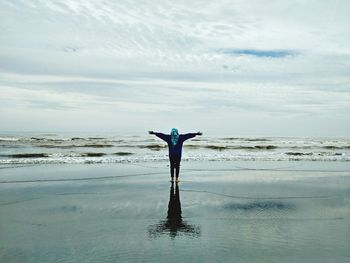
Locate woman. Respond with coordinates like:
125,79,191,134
149,128,202,182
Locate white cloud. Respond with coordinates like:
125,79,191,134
0,0,349,135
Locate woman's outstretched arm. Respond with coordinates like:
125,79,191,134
182,132,202,141
148,131,169,142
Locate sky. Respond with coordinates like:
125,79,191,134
0,0,349,137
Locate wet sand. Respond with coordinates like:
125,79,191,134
0,161,349,262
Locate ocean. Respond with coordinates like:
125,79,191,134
0,133,349,166
1,133,350,262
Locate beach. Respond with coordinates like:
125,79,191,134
2,0,350,261
1,160,349,262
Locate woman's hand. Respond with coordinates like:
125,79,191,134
197,131,203,136
148,131,155,135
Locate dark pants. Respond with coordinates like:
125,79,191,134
169,155,181,179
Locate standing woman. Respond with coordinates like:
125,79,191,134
149,129,202,182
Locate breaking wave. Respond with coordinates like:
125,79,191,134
7,153,49,158
0,135,349,164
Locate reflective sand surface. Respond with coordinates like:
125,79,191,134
1,161,349,262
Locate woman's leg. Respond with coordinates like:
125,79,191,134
170,156,175,180
175,156,181,180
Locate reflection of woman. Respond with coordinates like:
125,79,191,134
148,182,200,239
167,182,182,227
149,128,202,182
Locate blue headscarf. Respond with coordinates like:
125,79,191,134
170,128,179,146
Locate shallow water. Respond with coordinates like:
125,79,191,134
0,162,349,262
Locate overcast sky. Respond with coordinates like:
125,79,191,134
0,0,349,136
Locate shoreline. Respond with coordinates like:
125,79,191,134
1,160,350,184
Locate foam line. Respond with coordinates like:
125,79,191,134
183,167,350,173
180,189,339,200
0,171,168,184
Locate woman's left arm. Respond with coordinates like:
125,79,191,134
182,132,202,141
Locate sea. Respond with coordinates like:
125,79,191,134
1,133,349,165
1,133,350,262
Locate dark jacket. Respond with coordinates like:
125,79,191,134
154,132,197,158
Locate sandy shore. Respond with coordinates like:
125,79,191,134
1,161,349,262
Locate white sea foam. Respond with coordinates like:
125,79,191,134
0,137,20,141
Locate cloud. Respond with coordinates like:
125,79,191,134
0,0,349,135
